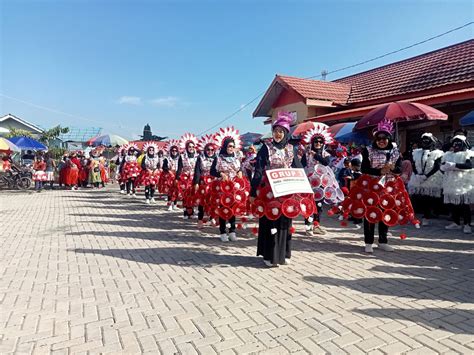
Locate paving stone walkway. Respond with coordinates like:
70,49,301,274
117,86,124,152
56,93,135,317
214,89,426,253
1,187,473,354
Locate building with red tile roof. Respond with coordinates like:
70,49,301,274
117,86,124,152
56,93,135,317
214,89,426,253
254,39,474,149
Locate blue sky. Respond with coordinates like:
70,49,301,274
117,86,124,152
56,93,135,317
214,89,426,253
1,0,473,140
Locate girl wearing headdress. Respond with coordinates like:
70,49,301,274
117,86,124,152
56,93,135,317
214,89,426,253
161,140,181,211
441,134,474,233
116,146,127,194
300,122,335,236
360,119,402,253
176,134,199,218
141,142,160,204
408,133,444,226
120,143,140,197
193,134,218,228
210,127,244,242
250,112,303,267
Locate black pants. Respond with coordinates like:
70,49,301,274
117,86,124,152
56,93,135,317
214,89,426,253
145,186,155,199
120,183,125,191
257,215,292,264
94,182,99,188
452,204,471,225
198,205,205,220
418,195,440,219
304,205,322,225
219,216,235,234
126,179,135,194
364,219,388,244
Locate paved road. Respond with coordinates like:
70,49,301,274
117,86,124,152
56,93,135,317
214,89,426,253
1,187,473,354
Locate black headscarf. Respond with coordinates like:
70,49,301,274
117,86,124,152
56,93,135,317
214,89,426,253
220,138,235,157
272,126,289,150
146,147,155,158
185,142,195,158
310,136,325,154
170,146,179,159
204,144,216,159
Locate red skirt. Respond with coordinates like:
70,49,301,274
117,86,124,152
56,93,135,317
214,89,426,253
64,167,79,186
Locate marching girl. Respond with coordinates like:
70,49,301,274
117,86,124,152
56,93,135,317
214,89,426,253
176,134,199,218
193,134,218,228
361,120,401,253
242,145,257,180
120,144,140,197
140,142,160,204
210,127,243,242
408,133,444,226
116,146,127,194
78,153,89,188
44,153,56,189
301,123,334,236
441,135,474,234
250,112,303,267
32,156,47,192
64,153,80,190
89,159,102,188
161,140,181,211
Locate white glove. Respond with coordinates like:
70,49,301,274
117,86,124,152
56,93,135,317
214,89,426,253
440,162,456,172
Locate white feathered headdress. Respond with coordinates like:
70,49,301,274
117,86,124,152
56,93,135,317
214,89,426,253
197,134,217,152
179,133,199,151
165,139,181,153
214,126,242,150
302,122,334,145
122,142,139,152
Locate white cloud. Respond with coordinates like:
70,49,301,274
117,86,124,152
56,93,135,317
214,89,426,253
150,96,180,107
117,96,142,105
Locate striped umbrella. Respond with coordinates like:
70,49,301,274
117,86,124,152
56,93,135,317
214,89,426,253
87,134,128,147
0,137,21,152
329,122,371,144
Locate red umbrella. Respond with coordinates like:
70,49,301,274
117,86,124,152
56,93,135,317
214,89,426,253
292,121,327,136
355,101,448,130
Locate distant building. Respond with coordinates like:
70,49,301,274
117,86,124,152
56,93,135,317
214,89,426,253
0,114,44,137
56,127,102,150
254,39,474,151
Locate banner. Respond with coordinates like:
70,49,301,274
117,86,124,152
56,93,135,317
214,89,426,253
265,168,313,198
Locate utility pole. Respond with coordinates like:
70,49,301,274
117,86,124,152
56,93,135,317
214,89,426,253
321,70,328,81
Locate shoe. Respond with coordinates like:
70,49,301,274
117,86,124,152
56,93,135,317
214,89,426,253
228,232,237,241
463,225,472,234
132,193,137,198
167,205,173,211
220,234,229,242
354,224,362,230
284,258,291,265
422,218,430,226
445,223,462,230
365,244,374,253
313,225,327,235
305,229,314,237
120,190,125,194
145,199,150,204
378,243,394,252
172,204,179,211
263,260,278,267
150,198,156,204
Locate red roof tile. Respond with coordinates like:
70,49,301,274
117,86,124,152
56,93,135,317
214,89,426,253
277,75,351,105
335,39,474,104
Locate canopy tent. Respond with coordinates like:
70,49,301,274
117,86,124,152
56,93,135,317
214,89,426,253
8,136,47,151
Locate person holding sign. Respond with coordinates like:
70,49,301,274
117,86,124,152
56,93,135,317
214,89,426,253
250,111,303,267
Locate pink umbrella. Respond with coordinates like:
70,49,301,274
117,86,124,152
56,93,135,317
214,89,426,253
355,101,448,130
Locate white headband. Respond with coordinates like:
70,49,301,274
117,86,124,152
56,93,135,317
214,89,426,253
452,135,467,142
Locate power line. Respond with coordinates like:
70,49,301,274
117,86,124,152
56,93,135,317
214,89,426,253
199,21,473,134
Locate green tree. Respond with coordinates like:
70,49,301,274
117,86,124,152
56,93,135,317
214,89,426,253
39,125,70,146
5,127,33,138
